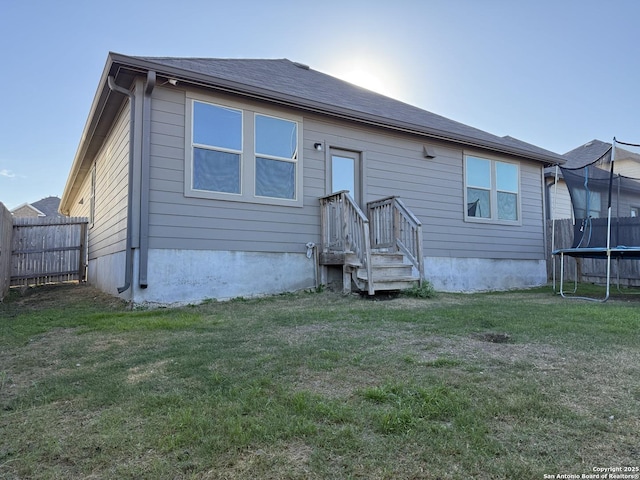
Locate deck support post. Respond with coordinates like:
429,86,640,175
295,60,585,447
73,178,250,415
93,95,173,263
342,265,352,294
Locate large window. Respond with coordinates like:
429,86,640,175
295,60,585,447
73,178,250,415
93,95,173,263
192,102,242,194
465,155,520,222
186,97,302,206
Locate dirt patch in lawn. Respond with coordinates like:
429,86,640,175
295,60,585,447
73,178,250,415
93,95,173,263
127,359,172,385
3,283,127,313
206,441,314,479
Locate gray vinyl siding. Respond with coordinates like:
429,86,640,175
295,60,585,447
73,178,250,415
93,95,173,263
147,86,324,254
307,117,545,260
86,103,130,259
68,171,91,219
147,86,545,260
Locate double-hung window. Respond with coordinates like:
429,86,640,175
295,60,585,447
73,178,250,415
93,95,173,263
186,97,302,206
465,155,520,222
192,102,242,194
255,114,298,199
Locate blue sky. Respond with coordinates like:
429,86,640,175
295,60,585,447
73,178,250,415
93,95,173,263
1,0,639,209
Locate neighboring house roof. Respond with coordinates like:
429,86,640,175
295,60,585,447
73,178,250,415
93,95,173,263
31,196,63,217
546,139,640,180
61,52,565,213
10,203,46,217
562,139,613,169
11,196,62,217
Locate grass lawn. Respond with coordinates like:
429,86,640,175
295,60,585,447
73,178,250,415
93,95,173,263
0,283,638,479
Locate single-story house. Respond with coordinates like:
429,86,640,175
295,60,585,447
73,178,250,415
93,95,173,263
11,196,63,218
60,52,564,305
546,139,640,220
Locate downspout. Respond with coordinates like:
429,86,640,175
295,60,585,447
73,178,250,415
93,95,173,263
107,76,135,294
139,71,156,288
552,165,559,291
541,166,548,274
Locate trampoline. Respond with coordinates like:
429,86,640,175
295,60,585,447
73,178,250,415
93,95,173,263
552,138,640,301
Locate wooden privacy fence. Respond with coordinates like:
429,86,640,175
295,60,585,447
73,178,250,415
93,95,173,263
10,216,88,287
0,203,13,301
547,218,640,286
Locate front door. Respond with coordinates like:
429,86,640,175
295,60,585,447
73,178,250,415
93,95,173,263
330,149,361,205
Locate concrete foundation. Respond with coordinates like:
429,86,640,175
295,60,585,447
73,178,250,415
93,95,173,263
424,257,547,292
129,249,316,306
86,250,546,305
87,250,132,301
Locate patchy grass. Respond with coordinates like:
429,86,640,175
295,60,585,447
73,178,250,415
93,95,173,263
0,283,639,479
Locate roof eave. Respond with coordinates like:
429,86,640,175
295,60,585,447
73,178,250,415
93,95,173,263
60,53,139,215
110,54,565,166
61,53,564,214
61,54,114,214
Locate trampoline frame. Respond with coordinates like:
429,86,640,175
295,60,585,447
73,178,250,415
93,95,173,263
551,137,640,302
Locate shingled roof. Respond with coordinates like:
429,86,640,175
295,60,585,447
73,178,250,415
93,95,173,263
11,196,62,217
129,54,564,165
31,196,62,217
562,139,613,169
62,53,565,213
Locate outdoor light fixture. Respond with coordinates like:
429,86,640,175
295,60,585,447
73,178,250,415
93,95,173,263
423,145,436,158
314,142,323,151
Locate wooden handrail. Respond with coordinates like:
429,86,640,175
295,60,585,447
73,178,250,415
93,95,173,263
320,191,374,294
320,193,424,293
367,195,398,209
394,198,422,227
367,196,425,285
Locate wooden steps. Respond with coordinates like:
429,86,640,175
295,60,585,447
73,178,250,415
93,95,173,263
319,192,425,296
349,252,419,293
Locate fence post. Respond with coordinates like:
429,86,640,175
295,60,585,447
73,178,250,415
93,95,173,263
0,202,13,301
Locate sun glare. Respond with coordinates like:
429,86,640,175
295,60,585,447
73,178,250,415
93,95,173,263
324,56,404,101
343,68,387,95
327,54,403,100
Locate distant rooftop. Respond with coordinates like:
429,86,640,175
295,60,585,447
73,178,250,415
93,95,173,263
562,140,613,169
11,196,62,217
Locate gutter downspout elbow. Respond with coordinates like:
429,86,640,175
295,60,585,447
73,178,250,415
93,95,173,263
107,75,135,295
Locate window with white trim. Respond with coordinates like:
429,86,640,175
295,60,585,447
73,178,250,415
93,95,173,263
186,97,302,206
465,155,520,222
254,114,298,199
192,101,242,194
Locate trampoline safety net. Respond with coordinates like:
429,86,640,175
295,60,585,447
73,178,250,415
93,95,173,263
561,140,640,251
